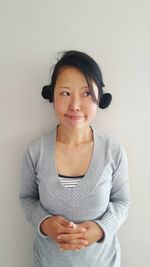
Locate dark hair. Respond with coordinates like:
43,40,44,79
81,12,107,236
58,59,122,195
41,50,112,109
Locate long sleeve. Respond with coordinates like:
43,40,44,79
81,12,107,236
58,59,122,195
19,140,52,238
94,143,130,243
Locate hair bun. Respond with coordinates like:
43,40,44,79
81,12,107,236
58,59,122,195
99,93,112,109
41,85,51,99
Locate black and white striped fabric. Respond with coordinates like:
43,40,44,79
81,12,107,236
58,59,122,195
58,174,84,188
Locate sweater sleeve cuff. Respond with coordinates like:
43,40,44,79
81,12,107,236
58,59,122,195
38,215,52,238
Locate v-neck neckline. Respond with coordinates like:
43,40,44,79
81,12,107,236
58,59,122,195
43,125,106,205
53,125,96,191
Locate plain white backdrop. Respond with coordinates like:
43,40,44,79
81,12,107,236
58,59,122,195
0,0,150,266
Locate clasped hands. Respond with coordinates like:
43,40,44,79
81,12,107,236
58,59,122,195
40,216,104,251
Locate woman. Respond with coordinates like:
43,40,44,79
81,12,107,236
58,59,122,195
20,50,130,267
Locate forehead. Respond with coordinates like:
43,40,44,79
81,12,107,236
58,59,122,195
55,67,88,85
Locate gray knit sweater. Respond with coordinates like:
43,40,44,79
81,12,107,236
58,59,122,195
19,126,130,267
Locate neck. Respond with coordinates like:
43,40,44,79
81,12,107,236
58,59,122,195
56,124,93,146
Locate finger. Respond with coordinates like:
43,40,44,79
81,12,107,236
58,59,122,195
57,217,78,229
69,222,77,228
62,226,86,234
76,223,88,229
56,216,71,227
57,233,87,242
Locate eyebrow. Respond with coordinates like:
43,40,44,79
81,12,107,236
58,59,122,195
59,85,89,90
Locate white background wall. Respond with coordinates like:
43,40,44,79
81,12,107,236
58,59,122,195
0,0,150,266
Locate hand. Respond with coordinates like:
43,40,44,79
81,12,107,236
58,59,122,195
40,216,87,250
77,221,105,245
57,221,105,250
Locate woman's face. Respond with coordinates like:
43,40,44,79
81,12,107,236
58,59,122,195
53,67,99,130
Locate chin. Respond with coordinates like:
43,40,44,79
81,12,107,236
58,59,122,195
62,120,90,131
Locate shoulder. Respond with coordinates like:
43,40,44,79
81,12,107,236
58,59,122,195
24,128,54,161
94,128,123,151
94,129,128,170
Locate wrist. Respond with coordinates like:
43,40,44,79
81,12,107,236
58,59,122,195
40,218,49,235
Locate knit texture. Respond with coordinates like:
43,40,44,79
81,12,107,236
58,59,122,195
19,126,130,267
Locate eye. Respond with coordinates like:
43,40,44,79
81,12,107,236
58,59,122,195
60,91,70,96
83,91,91,97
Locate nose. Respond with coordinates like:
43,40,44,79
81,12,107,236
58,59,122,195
69,95,81,111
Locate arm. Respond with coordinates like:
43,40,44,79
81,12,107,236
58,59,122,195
93,143,130,243
19,142,51,238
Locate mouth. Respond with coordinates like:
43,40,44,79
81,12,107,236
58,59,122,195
66,115,84,120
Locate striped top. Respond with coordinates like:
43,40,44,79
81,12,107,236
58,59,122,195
58,174,85,188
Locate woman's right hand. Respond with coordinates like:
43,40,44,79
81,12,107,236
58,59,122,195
40,215,87,250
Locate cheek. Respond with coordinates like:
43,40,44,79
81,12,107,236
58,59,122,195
88,104,98,118
53,98,66,114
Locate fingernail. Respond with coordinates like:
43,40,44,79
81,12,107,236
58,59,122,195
70,223,77,229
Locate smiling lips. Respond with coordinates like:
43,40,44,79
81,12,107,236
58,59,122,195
66,114,84,120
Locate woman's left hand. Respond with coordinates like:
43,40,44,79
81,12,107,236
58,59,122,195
77,221,105,246
58,221,104,250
